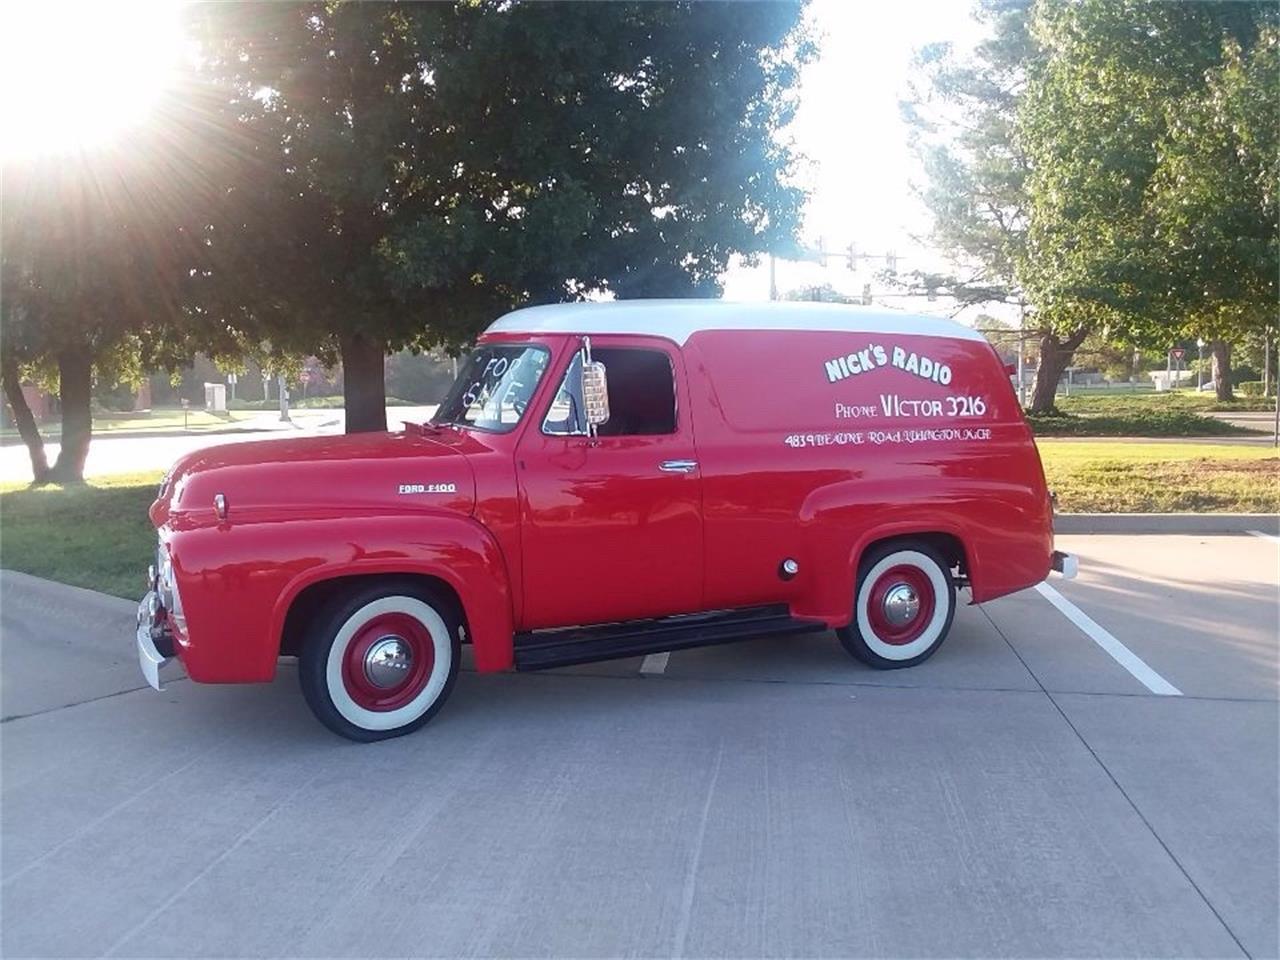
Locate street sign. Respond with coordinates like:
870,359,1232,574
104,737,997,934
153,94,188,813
1171,348,1185,361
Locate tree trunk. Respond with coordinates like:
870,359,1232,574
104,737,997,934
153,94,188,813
1,354,50,483
1210,339,1233,402
48,348,93,483
1027,328,1088,414
340,331,388,433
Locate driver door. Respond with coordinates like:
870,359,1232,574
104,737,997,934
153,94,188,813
515,337,704,630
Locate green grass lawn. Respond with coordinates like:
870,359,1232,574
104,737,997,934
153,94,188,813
1038,440,1279,513
93,407,254,433
0,472,162,599
1056,389,1274,415
1025,389,1275,437
1027,409,1256,437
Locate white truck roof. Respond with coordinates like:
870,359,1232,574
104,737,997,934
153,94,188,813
486,299,987,346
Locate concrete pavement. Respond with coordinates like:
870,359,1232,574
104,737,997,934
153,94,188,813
1,534,1276,957
1208,409,1279,439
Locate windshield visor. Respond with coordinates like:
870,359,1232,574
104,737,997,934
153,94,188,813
432,344,550,433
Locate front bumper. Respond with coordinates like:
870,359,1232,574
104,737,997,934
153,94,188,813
136,590,175,691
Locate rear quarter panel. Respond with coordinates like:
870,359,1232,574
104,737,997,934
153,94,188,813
684,328,1051,624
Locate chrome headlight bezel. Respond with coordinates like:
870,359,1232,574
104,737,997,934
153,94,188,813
156,539,186,633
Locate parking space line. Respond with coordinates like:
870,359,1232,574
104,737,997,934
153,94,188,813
1033,582,1182,696
640,651,670,675
1247,529,1279,544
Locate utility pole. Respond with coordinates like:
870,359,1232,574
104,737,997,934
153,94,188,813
1264,335,1271,399
277,374,291,423
1017,301,1027,407
766,241,907,303
1272,329,1278,448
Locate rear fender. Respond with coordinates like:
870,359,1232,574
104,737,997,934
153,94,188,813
793,480,973,625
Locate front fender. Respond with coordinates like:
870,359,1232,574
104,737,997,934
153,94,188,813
171,513,515,683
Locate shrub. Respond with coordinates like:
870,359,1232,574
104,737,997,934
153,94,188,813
1238,381,1265,397
1231,366,1260,386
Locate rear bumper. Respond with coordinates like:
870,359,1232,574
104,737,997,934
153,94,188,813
136,590,175,691
1051,550,1078,579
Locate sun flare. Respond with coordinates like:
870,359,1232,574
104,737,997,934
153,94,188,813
0,1,185,158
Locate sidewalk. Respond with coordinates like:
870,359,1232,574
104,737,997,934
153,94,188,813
1207,409,1279,440
0,408,339,447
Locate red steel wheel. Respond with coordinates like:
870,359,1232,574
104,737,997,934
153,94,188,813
864,564,937,646
340,612,436,713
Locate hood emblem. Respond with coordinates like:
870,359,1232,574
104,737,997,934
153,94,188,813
398,483,458,495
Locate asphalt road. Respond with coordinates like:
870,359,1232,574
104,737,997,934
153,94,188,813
2,533,1276,958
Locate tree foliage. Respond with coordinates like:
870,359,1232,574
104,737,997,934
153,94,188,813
902,0,1035,309
782,282,858,304
0,92,214,482
909,0,1279,409
901,0,1088,413
1019,0,1278,399
186,1,812,431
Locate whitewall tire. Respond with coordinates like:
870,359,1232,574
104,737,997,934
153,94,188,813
300,582,461,741
837,542,956,669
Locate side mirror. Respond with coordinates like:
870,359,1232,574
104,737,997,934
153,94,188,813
582,360,610,429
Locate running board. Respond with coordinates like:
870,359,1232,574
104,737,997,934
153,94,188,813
513,605,828,672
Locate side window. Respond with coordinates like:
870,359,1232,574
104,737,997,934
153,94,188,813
542,347,678,437
542,352,585,435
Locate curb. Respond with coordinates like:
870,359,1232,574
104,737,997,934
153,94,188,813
1055,513,1279,535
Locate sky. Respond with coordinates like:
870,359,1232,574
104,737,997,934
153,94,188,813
721,0,988,315
0,0,990,317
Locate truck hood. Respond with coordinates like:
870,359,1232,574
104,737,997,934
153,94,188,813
151,430,475,529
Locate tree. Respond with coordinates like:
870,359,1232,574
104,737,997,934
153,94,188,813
975,314,1038,367
1019,0,1277,402
902,0,1086,412
782,283,857,303
188,1,812,432
1148,24,1279,399
0,103,207,483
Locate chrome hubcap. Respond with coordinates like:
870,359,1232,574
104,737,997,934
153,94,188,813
363,636,414,688
882,583,920,627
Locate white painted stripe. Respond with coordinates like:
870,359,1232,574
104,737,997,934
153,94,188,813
639,651,670,675
1247,529,1280,544
1034,582,1182,696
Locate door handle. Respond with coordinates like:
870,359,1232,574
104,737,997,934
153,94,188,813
659,459,698,474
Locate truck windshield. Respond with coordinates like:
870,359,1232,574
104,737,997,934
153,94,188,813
432,344,550,433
